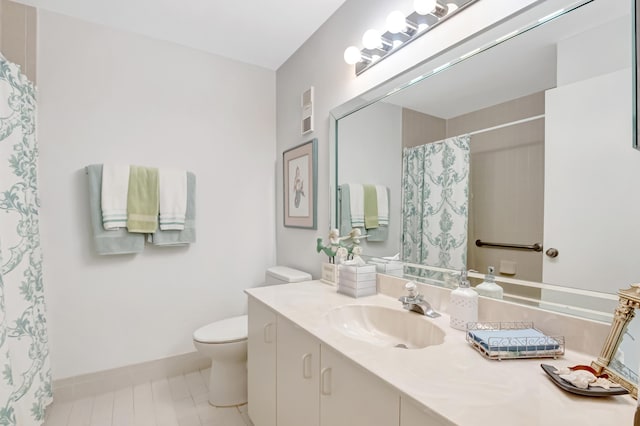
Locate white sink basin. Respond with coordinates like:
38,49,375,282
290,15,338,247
326,305,445,349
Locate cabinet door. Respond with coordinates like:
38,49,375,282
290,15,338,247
400,396,453,426
320,345,399,426
277,316,320,426
248,297,277,426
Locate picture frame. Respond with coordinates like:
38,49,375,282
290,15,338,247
283,138,317,229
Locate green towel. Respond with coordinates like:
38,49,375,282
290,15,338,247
127,166,159,233
363,184,379,229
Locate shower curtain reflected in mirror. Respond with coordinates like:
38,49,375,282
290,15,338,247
0,54,51,425
401,135,470,280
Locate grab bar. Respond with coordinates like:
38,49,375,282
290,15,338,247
475,239,542,252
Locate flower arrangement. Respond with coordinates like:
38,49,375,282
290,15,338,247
316,228,365,264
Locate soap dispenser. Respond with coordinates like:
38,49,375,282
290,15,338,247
475,266,503,299
449,269,478,331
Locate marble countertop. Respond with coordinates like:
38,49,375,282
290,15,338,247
245,280,636,426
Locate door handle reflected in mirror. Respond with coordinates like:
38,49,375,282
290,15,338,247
545,248,559,258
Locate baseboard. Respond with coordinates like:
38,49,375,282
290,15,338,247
52,351,210,402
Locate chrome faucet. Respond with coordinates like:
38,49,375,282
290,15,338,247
398,282,440,318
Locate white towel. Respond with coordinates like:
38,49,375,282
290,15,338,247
101,164,130,230
159,168,187,230
349,183,364,228
376,185,389,225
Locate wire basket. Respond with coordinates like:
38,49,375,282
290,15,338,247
466,321,565,361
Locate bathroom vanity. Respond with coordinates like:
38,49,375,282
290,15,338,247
245,280,635,426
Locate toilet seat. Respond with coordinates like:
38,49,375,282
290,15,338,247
193,315,247,344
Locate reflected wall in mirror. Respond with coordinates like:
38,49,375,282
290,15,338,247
333,0,639,299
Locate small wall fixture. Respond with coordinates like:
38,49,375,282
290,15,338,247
344,0,478,75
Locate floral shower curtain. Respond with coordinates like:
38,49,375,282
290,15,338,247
0,55,51,424
401,135,470,278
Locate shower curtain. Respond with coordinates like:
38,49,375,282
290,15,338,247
0,55,51,424
401,135,470,278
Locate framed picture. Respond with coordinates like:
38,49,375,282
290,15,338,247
283,138,317,229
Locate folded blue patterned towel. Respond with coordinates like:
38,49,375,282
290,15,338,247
468,328,560,352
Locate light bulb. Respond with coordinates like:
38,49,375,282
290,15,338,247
386,10,407,34
393,40,403,49
414,0,437,15
362,29,382,49
343,46,361,65
446,3,459,13
417,23,429,32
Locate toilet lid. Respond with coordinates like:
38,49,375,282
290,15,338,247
266,266,312,283
193,315,248,343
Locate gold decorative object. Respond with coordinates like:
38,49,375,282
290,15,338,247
591,284,640,399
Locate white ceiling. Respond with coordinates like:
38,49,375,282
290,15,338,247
14,0,348,70
382,0,630,119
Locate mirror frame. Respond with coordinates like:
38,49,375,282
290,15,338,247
592,284,640,399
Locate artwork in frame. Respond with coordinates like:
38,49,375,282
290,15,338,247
283,138,317,229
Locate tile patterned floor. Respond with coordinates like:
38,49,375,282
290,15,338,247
45,368,254,426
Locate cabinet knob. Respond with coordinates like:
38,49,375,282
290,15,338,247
545,248,559,258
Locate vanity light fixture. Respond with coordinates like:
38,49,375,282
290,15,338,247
414,0,437,15
343,0,478,75
387,10,409,34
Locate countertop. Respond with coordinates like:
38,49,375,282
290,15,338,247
245,281,636,426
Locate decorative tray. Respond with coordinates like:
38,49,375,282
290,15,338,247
466,322,564,360
540,364,628,397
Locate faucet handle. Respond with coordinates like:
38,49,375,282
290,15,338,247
405,281,418,298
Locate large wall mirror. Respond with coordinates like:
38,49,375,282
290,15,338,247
331,0,640,393
331,0,638,319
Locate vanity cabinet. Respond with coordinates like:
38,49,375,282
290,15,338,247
248,297,401,426
276,316,320,426
320,344,399,426
248,298,277,426
400,396,452,426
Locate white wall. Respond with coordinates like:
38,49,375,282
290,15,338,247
557,16,631,86
37,11,276,379
274,0,546,276
337,101,402,258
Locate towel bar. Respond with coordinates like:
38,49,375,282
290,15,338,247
475,239,542,252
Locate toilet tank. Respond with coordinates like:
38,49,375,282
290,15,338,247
265,266,312,285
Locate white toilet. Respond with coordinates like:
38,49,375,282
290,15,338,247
193,266,312,406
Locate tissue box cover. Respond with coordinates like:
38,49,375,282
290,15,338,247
339,264,377,281
370,261,404,276
338,278,376,289
337,284,376,298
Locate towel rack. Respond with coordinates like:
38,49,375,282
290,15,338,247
475,239,542,252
